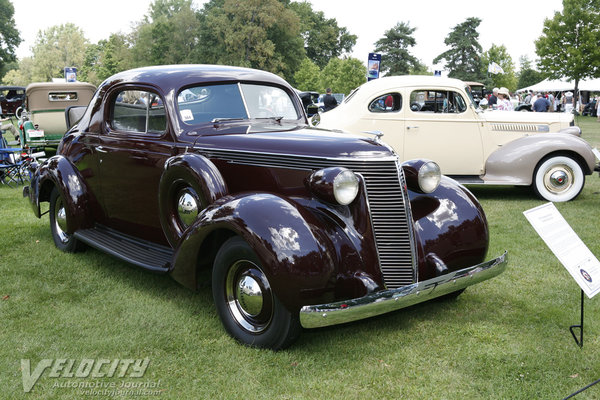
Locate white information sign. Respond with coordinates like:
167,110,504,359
524,202,600,298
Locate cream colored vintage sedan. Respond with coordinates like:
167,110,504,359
315,75,599,202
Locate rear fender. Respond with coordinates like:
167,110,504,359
27,155,93,233
484,133,596,185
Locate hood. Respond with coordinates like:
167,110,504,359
189,122,395,160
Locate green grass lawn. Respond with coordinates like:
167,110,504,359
2,116,600,399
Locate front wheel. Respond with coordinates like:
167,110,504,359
533,155,584,202
212,236,300,350
49,187,83,252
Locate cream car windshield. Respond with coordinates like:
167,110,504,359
177,83,299,124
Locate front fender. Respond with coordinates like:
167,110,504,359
484,133,596,185
26,155,93,233
170,193,339,312
408,176,489,282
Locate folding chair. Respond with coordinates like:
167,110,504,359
0,130,26,188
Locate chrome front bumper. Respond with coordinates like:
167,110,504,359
299,251,508,329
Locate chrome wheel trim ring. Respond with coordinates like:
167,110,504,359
54,197,69,244
543,164,573,194
225,261,273,333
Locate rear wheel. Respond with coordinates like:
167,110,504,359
49,187,83,252
533,155,584,202
212,236,300,350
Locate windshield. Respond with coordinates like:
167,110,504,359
464,85,477,108
177,83,300,124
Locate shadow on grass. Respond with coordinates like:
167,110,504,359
466,184,535,202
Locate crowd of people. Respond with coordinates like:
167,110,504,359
485,87,600,120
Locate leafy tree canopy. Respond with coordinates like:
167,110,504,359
374,22,423,76
0,0,22,80
433,17,484,81
288,1,357,68
535,0,600,89
481,44,517,91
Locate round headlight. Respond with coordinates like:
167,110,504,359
334,169,360,205
418,161,441,193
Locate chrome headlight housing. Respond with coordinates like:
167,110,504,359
306,167,360,205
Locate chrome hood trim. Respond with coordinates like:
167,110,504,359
300,251,507,329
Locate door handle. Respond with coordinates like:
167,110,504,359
96,146,108,153
406,126,419,130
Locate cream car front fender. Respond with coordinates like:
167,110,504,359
483,133,596,185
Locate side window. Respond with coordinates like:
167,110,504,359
368,93,402,113
111,90,166,134
410,90,467,113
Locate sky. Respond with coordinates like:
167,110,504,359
12,0,565,71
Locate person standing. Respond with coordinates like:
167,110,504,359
496,88,513,111
488,88,499,109
322,88,338,112
533,93,550,112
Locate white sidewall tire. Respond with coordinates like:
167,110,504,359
533,156,584,202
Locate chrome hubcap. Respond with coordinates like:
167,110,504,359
544,165,573,194
226,261,273,333
54,197,69,244
177,188,199,228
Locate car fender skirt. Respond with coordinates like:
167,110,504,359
170,193,338,311
300,251,507,329
30,155,93,232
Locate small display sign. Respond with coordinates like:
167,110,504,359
64,67,77,82
367,53,381,81
524,202,600,298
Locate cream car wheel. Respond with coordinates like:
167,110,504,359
533,156,584,202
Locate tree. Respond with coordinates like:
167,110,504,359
433,17,484,81
288,1,356,68
517,55,544,90
321,57,366,95
79,33,133,85
374,22,421,76
30,24,89,81
0,0,22,81
294,57,322,92
535,0,600,104
481,44,517,91
200,0,305,81
130,0,202,66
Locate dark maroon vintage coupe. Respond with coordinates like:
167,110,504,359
24,65,507,349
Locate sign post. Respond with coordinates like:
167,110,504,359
524,202,600,347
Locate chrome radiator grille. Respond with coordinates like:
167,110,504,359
199,149,417,288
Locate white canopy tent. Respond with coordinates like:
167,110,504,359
518,78,600,93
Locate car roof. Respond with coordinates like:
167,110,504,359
360,75,468,92
101,64,291,93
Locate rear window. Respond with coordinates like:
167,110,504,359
49,92,78,102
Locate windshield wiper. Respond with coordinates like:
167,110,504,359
255,116,284,122
211,117,247,123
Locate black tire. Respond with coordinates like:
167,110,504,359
49,187,83,252
212,236,301,350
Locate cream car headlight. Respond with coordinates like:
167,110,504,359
417,161,441,193
306,167,360,205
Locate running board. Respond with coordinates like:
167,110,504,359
447,175,485,184
74,226,173,273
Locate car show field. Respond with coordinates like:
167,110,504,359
1,116,599,399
